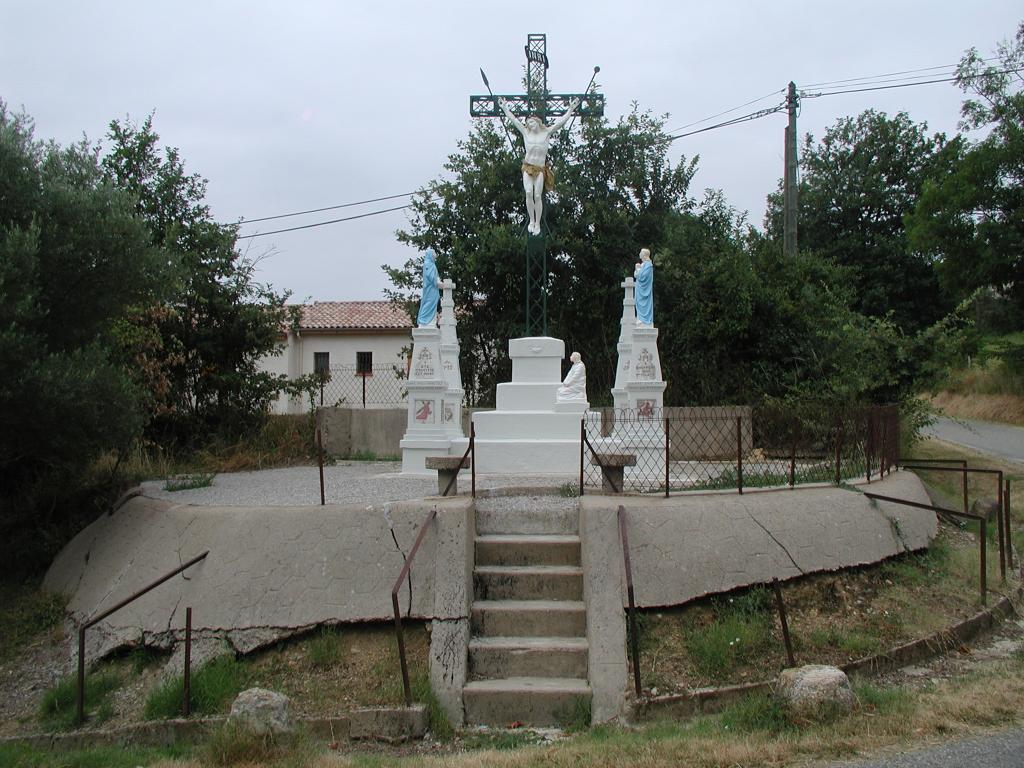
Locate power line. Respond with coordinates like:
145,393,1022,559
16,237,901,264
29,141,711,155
240,191,416,224
236,204,413,239
666,88,785,134
803,66,1023,99
801,55,1002,89
668,103,786,141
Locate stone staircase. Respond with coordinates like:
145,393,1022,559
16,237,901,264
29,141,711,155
463,498,592,726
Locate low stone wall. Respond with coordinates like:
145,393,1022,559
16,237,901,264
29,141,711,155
318,407,407,458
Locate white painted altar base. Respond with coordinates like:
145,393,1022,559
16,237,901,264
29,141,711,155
451,336,586,474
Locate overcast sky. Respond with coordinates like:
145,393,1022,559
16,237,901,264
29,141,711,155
2,2,1019,303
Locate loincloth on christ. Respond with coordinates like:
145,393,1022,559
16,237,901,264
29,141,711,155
522,162,555,191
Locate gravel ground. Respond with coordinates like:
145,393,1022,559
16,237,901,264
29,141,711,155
142,461,579,506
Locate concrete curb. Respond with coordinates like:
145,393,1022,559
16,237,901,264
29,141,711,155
632,592,1019,721
0,706,427,751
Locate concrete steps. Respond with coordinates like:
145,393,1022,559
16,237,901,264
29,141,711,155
469,636,589,679
473,565,583,601
475,534,581,566
463,677,591,727
471,599,587,638
463,499,591,727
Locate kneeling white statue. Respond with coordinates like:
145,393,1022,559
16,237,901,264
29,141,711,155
557,352,587,402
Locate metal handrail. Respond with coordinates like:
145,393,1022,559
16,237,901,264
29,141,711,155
863,492,988,604
901,464,1006,579
617,506,642,697
390,507,438,707
76,550,209,723
440,425,475,498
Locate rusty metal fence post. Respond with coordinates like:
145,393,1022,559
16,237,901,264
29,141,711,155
789,420,797,488
736,416,743,495
1006,478,1013,572
317,426,325,506
618,506,642,698
579,419,585,497
391,507,438,707
834,416,843,485
772,579,795,667
664,417,670,499
183,607,192,716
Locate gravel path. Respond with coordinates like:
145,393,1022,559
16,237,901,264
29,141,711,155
142,461,578,506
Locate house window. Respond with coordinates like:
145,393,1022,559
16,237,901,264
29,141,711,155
356,351,372,376
314,352,330,379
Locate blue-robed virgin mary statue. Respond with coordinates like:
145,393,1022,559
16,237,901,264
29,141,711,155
634,248,654,325
416,248,442,326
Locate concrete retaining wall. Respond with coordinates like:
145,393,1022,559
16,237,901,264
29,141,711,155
44,495,472,661
581,470,936,608
318,407,406,458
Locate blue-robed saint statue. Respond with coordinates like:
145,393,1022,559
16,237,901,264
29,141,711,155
634,248,654,325
416,248,442,326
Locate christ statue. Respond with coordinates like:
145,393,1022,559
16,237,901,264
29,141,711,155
498,97,581,235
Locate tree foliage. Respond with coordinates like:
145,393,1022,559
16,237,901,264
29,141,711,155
101,116,294,442
766,110,953,332
386,104,912,408
907,22,1024,322
0,105,163,565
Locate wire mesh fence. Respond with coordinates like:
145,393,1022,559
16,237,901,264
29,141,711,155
317,364,408,408
582,403,899,495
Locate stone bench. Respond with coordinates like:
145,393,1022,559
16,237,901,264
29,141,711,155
590,453,637,494
425,456,471,496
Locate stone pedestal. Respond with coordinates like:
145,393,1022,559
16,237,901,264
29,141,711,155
438,280,465,440
401,326,451,474
452,337,587,474
603,278,668,489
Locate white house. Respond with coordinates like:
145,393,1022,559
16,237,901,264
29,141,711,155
261,301,412,414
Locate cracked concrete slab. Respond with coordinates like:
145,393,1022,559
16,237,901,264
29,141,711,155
44,495,472,662
582,471,937,608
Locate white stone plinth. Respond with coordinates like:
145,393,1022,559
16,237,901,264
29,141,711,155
458,336,587,475
401,326,451,474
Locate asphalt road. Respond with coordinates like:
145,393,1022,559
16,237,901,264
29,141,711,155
923,416,1024,465
827,727,1024,767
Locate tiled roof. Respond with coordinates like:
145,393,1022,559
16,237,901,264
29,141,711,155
297,301,412,331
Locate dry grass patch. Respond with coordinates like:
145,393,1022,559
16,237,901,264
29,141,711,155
241,623,430,717
929,392,1024,426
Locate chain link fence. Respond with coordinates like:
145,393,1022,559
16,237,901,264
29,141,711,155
317,364,408,408
582,403,899,495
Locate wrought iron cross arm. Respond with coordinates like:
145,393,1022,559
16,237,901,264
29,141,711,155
469,93,606,119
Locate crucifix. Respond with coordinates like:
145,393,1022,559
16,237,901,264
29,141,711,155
471,33,604,336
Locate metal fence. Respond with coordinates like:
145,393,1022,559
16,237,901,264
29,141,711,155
318,364,407,408
582,403,899,495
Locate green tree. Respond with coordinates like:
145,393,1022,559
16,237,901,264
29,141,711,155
0,105,162,568
386,106,696,405
907,22,1024,322
767,110,953,332
101,116,293,442
387,104,910,408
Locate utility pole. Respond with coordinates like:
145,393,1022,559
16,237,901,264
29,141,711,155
783,81,799,258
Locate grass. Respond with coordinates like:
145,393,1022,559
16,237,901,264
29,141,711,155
201,722,314,767
0,581,65,663
0,743,190,767
163,472,216,492
144,655,249,719
308,625,344,669
38,671,121,730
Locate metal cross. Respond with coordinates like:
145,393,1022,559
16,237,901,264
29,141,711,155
471,33,604,123
471,34,604,337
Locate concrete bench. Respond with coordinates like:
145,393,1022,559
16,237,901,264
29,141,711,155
425,456,471,496
590,453,637,493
